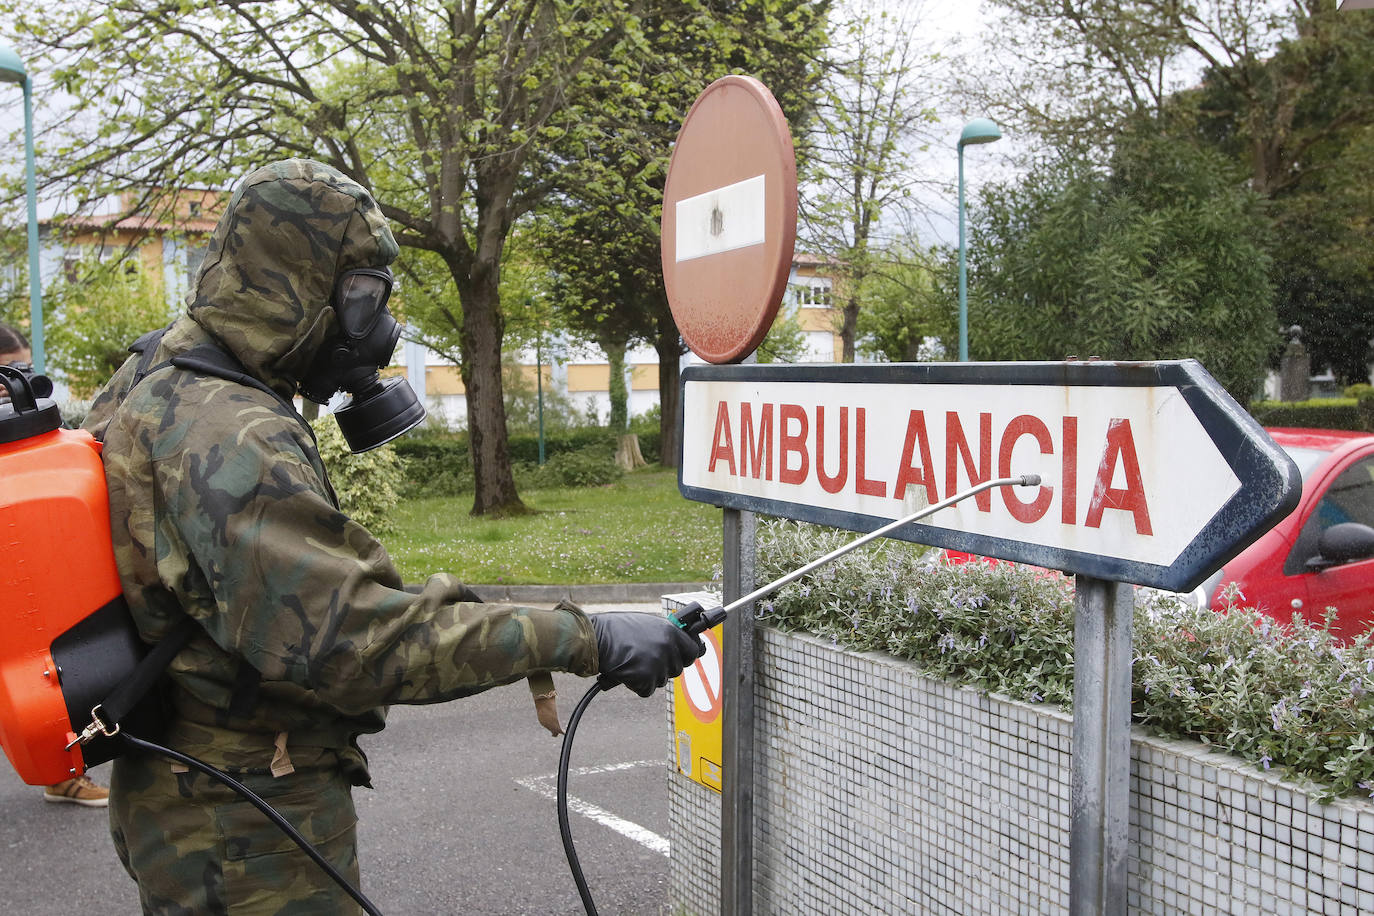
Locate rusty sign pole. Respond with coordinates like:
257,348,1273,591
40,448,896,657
1070,576,1134,916
720,507,756,916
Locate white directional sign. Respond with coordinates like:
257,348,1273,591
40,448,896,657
678,360,1301,592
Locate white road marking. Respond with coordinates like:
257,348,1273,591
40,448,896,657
515,759,670,857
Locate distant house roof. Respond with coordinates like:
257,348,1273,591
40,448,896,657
55,212,220,234
43,188,224,237
793,252,841,269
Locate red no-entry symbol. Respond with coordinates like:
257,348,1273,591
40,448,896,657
661,75,797,364
679,628,723,723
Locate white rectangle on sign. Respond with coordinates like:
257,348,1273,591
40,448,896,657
675,175,766,263
681,379,1242,569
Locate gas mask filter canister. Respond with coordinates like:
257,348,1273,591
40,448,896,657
300,267,426,453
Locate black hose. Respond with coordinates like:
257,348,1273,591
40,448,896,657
557,681,607,916
118,732,384,916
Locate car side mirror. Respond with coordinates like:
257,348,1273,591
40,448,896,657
1306,522,1374,572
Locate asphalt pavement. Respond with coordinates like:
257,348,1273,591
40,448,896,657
0,598,700,916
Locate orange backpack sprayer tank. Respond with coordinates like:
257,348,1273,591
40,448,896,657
0,365,159,785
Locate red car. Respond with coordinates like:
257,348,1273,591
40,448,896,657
1192,428,1374,639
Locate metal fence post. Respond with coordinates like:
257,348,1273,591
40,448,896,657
721,507,756,916
1070,575,1133,916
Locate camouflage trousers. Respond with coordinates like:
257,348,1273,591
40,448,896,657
109,751,363,915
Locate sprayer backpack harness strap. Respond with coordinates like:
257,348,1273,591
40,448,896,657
67,324,325,763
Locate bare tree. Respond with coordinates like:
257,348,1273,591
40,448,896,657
971,0,1303,162
799,0,946,362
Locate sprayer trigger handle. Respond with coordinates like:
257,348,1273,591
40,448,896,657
669,601,727,636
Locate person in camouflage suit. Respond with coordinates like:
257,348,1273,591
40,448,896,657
82,159,703,915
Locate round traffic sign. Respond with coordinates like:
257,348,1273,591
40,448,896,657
661,75,798,364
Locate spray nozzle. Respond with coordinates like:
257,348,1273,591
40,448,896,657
668,601,728,636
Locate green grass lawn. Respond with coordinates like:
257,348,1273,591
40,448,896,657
385,467,723,585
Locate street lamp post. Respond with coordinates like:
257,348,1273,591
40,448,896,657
0,44,42,373
957,118,1001,362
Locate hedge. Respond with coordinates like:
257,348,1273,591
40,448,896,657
1247,398,1365,431
754,520,1374,800
393,426,664,496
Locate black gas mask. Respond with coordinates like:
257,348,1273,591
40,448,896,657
300,266,425,453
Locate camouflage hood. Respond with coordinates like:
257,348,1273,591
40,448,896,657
188,159,400,397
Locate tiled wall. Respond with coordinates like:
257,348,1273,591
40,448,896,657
666,625,1374,915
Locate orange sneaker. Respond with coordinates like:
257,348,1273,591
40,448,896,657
43,775,109,807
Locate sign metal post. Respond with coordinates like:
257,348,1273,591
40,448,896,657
1070,576,1134,916
661,75,795,916
720,507,756,916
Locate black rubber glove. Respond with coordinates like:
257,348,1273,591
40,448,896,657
591,612,707,698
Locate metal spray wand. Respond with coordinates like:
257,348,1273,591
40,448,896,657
671,474,1043,635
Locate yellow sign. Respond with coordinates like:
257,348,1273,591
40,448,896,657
672,626,723,792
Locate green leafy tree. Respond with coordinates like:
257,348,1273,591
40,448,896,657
976,1,1374,385
501,359,581,435
0,229,32,332
1180,7,1374,383
45,254,174,398
855,242,950,362
974,0,1299,156
968,126,1275,401
536,0,830,466
541,212,649,437
540,205,678,455
3,0,703,517
755,300,807,364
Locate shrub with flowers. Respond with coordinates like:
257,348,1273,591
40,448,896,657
754,519,1374,801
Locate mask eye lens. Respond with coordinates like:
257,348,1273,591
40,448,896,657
334,269,393,338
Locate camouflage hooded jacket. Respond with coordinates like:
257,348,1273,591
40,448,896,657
83,160,598,778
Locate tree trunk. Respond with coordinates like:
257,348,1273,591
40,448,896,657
654,326,684,469
603,332,628,432
615,433,647,471
840,296,859,363
458,272,526,517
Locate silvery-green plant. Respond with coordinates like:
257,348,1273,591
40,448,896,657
754,519,1374,801
311,417,405,534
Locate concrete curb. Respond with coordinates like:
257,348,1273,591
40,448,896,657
468,582,713,605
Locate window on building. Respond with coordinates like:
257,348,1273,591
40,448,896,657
62,252,85,284
789,280,833,308
185,244,207,281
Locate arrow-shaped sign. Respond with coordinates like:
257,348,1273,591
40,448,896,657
678,360,1301,592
